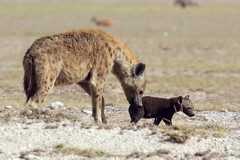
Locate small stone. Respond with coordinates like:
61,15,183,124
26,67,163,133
48,101,65,110
220,109,228,112
25,154,40,160
81,109,92,115
0,105,13,109
5,106,13,109
204,116,210,121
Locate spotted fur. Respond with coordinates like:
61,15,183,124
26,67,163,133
23,29,146,124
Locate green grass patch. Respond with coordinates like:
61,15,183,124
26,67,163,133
55,144,115,158
202,123,227,132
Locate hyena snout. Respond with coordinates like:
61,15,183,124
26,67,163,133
181,95,195,117
183,106,195,117
129,105,144,123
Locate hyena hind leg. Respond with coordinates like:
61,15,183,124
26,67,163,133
29,88,49,108
28,73,57,111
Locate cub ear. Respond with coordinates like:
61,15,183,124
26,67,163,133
177,96,183,105
133,63,145,77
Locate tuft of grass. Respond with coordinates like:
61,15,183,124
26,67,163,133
126,149,170,159
54,144,113,158
202,123,227,132
166,132,189,144
2,112,12,123
195,150,211,157
161,123,227,143
162,125,193,143
202,123,227,137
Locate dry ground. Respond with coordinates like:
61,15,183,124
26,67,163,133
0,0,240,159
0,105,240,159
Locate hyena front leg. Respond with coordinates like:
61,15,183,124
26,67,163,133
78,82,107,124
90,84,104,125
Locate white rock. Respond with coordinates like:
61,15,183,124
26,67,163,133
24,154,40,160
48,101,65,110
0,105,13,109
5,105,13,109
81,109,92,115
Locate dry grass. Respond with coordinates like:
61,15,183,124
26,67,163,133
54,144,113,158
126,149,170,159
0,0,240,112
160,123,227,143
55,143,170,159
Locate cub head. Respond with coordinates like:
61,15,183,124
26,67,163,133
175,95,195,117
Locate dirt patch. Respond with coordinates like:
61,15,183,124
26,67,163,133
0,105,239,159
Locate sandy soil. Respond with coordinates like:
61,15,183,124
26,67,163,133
0,104,239,160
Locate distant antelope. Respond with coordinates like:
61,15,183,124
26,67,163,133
91,17,113,27
174,0,198,8
23,29,146,125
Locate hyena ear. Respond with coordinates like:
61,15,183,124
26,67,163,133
185,95,189,99
133,63,145,77
177,96,183,105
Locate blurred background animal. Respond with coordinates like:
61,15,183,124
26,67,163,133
174,0,198,8
91,17,113,27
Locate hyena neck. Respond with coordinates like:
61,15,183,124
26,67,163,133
112,50,137,86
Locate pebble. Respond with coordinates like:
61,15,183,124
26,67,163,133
81,109,92,115
48,101,65,110
0,105,13,109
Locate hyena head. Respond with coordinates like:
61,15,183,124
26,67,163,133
122,63,146,108
175,95,195,117
129,104,144,123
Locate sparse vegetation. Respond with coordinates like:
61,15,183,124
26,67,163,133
160,123,227,143
0,0,240,111
126,149,170,159
54,144,114,158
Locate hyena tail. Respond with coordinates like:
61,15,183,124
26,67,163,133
23,51,37,103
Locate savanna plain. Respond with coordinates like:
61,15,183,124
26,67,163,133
0,0,240,159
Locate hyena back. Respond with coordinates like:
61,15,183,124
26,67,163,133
23,29,146,124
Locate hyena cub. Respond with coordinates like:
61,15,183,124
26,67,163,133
129,95,195,125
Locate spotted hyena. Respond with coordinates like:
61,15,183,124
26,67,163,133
129,95,195,125
23,29,146,124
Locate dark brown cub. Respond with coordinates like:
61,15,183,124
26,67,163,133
129,95,195,125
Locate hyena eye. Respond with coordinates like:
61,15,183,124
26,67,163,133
139,90,144,95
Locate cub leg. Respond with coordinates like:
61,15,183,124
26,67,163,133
153,116,163,126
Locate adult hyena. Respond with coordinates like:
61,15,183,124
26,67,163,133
23,29,146,124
